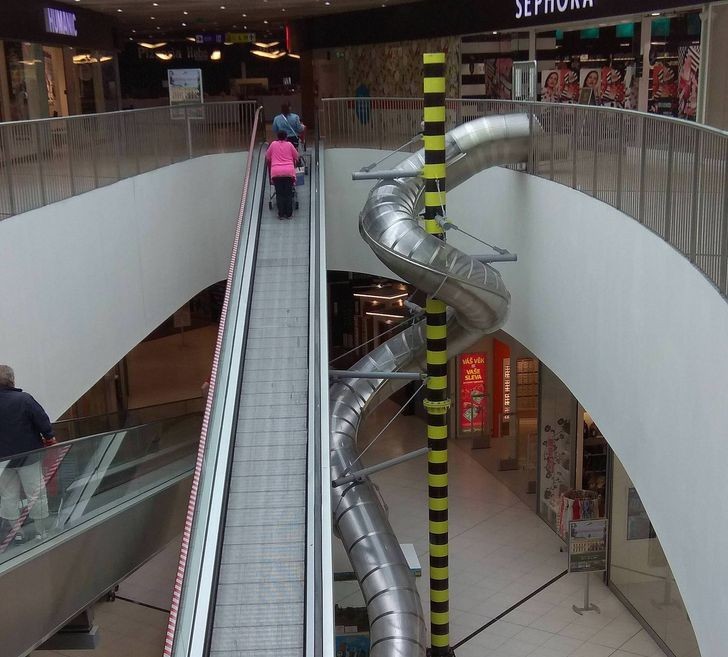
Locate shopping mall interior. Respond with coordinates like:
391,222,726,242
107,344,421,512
1,1,727,657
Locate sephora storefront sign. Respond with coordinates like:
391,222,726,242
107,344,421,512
515,0,595,20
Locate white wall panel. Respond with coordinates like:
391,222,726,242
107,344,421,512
0,152,246,419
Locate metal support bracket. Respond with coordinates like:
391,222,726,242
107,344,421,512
352,169,421,181
473,253,519,263
423,398,451,413
332,447,430,487
329,369,426,381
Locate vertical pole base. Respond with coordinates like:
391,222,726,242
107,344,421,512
427,648,456,657
572,602,600,615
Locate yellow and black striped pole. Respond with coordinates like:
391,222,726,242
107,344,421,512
423,52,452,657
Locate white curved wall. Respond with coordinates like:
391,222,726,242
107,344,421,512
326,148,728,657
0,153,246,420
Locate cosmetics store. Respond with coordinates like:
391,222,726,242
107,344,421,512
450,331,699,657
0,0,119,122
461,0,708,120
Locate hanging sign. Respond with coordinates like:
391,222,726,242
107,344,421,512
44,8,78,37
459,353,487,432
568,519,608,573
168,68,204,119
225,32,256,44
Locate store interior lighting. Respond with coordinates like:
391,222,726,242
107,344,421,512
155,52,174,61
138,41,167,49
366,312,405,320
353,291,408,300
210,50,222,60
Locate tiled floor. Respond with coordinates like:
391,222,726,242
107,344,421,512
334,399,670,657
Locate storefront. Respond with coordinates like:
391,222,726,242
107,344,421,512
461,3,706,120
0,0,118,122
449,335,700,657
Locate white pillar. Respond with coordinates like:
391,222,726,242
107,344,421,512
638,16,652,113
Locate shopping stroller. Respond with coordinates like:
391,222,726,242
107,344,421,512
268,154,305,213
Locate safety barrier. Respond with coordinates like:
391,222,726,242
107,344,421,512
0,101,257,219
321,98,728,298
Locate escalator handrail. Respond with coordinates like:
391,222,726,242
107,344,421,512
164,106,267,657
305,134,335,656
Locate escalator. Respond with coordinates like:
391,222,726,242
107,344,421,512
0,412,201,657
164,115,332,657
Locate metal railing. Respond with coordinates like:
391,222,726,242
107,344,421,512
321,97,728,297
0,101,258,220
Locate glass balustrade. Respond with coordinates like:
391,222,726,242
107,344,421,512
0,412,201,564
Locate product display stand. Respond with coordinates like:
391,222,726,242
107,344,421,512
572,573,600,615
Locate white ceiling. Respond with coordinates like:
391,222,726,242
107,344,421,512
57,0,422,36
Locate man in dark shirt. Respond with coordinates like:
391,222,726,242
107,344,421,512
0,365,56,540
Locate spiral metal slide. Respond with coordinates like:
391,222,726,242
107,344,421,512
329,114,532,657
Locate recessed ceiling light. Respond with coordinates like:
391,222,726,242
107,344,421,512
150,16,156,20
183,10,188,15
220,5,226,8
264,19,268,24
117,8,123,12
242,13,247,17
281,7,286,11
152,2,158,5
651,12,660,16
156,26,160,29
182,22,186,26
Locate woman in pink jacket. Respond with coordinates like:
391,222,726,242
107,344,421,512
266,131,299,219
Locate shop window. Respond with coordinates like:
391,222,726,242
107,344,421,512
609,455,700,657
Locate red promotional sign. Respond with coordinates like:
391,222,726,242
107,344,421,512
459,352,487,432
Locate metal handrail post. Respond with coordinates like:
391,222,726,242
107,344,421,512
616,111,625,211
664,122,676,244
689,130,703,263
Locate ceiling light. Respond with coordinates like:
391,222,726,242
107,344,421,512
186,37,196,42
220,5,226,8
182,22,187,26
254,41,280,48
263,20,269,24
281,7,286,11
325,1,331,5
117,8,123,12
155,52,173,61
183,10,188,15
210,50,222,60
153,2,158,5
251,49,285,59
150,16,156,20
138,41,167,49
288,53,300,59
242,13,247,17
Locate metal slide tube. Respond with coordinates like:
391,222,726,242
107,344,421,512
330,113,531,657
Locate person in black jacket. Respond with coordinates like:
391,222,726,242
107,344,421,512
0,365,56,541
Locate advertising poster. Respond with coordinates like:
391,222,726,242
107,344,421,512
168,68,204,119
541,69,560,103
558,64,580,104
568,518,608,573
579,67,602,104
626,487,656,540
459,352,487,433
600,64,635,109
678,45,700,121
649,57,679,116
